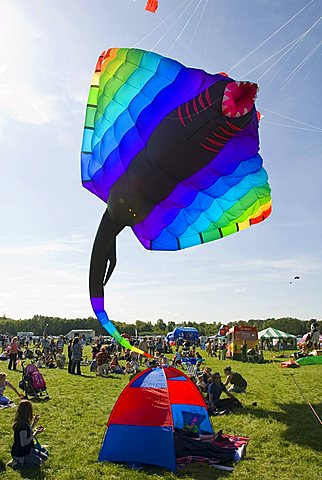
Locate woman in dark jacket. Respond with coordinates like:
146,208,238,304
71,337,82,375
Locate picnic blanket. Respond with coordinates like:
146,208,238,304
177,433,249,467
0,401,16,409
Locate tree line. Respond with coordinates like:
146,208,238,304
0,314,319,337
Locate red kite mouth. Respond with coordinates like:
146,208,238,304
222,81,258,118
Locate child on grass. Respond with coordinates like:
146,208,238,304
0,372,24,406
8,399,48,469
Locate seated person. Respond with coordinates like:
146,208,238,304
123,361,134,374
56,348,66,369
159,355,169,367
23,348,34,360
172,348,182,367
196,373,208,395
44,354,56,369
96,347,110,376
208,372,242,412
130,359,140,373
202,366,212,386
109,355,124,374
174,428,246,463
0,372,24,405
223,366,247,393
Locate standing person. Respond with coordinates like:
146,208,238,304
241,340,248,363
71,337,82,375
206,340,212,357
57,336,64,352
67,339,73,374
156,338,163,356
41,336,50,356
221,342,227,361
49,339,57,360
8,337,19,371
223,366,247,393
8,400,48,469
148,338,155,357
138,338,148,365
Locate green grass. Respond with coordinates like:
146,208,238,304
0,349,321,480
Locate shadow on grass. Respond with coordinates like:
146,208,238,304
2,466,45,480
0,459,6,472
119,462,232,480
245,402,322,451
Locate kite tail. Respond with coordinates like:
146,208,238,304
89,211,152,358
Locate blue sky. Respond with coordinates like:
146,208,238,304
0,0,321,324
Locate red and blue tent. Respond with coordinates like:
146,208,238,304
99,366,213,471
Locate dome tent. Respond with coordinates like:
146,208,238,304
99,366,213,472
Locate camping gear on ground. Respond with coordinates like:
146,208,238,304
281,360,300,368
296,356,322,366
99,366,213,472
19,362,49,401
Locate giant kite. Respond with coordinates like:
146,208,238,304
81,48,271,355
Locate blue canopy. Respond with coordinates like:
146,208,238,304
166,327,199,342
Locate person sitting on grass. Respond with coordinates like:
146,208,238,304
208,372,242,414
160,355,169,367
123,361,134,374
223,366,247,393
202,366,212,386
96,347,110,377
130,358,140,373
172,348,182,367
7,400,48,469
196,373,208,395
0,372,24,406
23,347,34,360
55,348,66,369
44,354,56,369
109,355,124,374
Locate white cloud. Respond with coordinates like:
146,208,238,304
0,235,90,256
0,83,60,126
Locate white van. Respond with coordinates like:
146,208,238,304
66,329,95,343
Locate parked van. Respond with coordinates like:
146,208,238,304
66,329,95,343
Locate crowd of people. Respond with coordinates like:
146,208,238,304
0,332,252,470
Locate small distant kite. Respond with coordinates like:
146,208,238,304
145,0,158,13
290,276,300,284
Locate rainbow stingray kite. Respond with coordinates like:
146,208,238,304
81,48,271,355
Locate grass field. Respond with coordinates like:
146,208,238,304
0,349,321,480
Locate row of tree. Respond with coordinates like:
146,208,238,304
0,314,319,337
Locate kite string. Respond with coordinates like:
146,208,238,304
240,29,310,79
151,0,195,51
166,0,204,55
269,351,322,426
229,0,316,72
290,373,322,425
281,39,322,89
258,107,322,132
187,0,209,48
260,120,322,133
256,15,322,81
154,0,205,69
132,0,184,48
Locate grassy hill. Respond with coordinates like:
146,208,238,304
0,349,321,480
